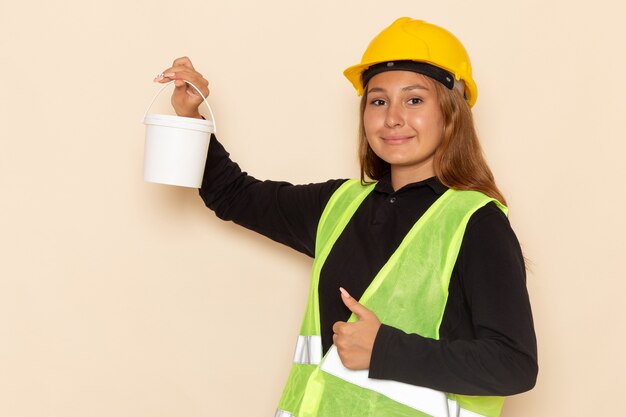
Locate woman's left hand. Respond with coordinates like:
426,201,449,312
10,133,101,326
332,287,382,370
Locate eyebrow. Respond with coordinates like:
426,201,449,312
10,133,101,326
368,84,430,94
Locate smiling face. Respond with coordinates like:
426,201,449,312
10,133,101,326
363,70,445,189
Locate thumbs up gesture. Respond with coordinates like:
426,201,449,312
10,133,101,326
332,287,382,370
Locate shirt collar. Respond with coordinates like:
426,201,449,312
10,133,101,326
374,173,448,195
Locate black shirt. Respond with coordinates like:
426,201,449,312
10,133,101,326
199,135,537,396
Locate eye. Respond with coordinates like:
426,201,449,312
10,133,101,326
407,97,423,105
369,98,386,106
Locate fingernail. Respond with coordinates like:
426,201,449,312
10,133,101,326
339,287,350,298
163,72,175,78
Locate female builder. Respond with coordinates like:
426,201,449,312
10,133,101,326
154,18,537,417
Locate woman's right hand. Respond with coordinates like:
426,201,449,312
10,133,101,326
154,56,209,119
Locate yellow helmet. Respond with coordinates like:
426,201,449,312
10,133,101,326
344,18,478,107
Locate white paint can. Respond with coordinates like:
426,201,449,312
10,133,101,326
142,81,216,188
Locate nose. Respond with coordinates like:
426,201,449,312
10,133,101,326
384,102,405,128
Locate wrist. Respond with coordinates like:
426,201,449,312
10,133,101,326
176,110,203,119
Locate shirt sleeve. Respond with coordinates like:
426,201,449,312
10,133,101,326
368,203,538,396
198,135,345,257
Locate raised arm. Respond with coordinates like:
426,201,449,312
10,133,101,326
154,57,345,256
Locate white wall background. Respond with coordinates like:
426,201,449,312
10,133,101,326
1,0,625,416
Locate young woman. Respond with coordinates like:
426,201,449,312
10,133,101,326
154,17,537,417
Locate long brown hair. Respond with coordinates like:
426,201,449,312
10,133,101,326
358,78,507,206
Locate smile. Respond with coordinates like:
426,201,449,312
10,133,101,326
382,136,415,145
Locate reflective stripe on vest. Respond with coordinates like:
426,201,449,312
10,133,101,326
278,401,486,417
293,335,323,365
321,345,449,417
277,180,507,417
320,345,490,417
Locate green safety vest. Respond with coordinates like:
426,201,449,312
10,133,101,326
276,179,508,417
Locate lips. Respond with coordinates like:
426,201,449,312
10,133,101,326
382,135,415,145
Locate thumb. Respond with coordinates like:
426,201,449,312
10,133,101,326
339,287,373,320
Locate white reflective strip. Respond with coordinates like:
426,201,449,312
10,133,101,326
275,409,294,417
293,335,323,365
458,407,485,417
448,398,460,417
320,345,450,417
